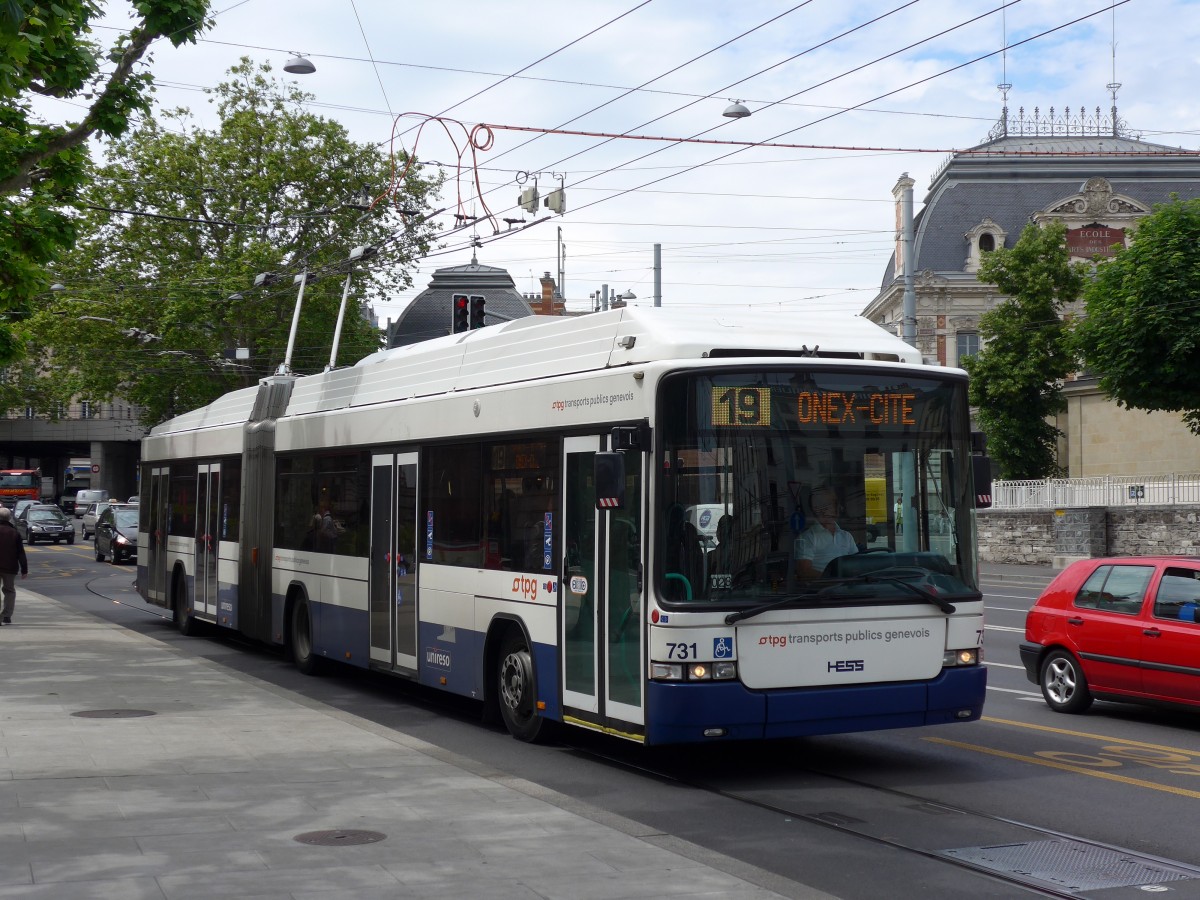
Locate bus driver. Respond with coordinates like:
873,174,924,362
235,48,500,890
794,486,857,582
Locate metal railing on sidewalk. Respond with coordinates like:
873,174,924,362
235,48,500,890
993,474,1200,510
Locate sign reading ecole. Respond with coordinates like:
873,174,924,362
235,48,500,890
1066,226,1126,259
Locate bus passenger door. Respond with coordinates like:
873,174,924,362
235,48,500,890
562,436,646,732
146,466,169,604
604,446,644,727
194,464,220,619
370,452,419,673
562,436,600,715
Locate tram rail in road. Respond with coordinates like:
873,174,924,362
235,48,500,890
577,741,1200,899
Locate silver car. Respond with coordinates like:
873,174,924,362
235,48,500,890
81,501,111,540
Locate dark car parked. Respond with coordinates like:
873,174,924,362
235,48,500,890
16,503,74,545
95,503,139,563
1022,556,1200,715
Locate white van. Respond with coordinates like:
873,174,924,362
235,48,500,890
73,489,109,517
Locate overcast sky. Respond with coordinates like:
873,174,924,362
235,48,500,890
62,0,1200,322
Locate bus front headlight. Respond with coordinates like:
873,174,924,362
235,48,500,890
943,649,979,667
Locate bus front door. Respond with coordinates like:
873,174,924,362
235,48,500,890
561,436,645,735
369,452,418,673
194,464,220,620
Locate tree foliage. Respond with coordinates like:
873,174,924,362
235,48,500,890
12,60,442,424
964,221,1085,480
1073,197,1200,434
1,0,211,360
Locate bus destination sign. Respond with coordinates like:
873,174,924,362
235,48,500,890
712,386,917,428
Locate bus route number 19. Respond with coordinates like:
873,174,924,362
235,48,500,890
714,386,770,427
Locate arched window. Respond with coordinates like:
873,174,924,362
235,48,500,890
978,233,996,252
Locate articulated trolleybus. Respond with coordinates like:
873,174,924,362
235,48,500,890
138,308,992,745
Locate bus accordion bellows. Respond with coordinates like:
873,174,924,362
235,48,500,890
137,307,993,745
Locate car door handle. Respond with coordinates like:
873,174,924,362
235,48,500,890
1067,617,1084,626
1143,628,1161,637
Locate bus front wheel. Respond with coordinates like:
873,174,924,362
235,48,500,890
289,597,320,676
497,631,549,743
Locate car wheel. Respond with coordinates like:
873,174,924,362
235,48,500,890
1040,648,1093,714
66,535,74,545
95,540,105,562
289,597,320,675
497,630,552,742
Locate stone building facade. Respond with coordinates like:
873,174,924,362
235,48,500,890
862,108,1200,476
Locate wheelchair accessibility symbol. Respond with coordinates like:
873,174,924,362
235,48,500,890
713,636,732,659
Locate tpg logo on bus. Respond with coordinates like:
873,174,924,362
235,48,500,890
512,576,540,601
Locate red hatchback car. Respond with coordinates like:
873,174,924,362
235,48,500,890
1022,557,1200,714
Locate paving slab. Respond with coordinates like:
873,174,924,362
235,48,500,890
0,588,833,900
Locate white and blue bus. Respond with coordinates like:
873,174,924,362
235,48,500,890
137,307,992,744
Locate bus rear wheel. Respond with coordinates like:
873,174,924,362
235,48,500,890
497,631,549,743
172,572,199,636
289,597,320,676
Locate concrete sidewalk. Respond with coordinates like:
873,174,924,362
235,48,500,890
0,589,826,900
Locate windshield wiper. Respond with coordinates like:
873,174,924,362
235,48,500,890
829,566,957,613
724,567,956,624
724,591,815,625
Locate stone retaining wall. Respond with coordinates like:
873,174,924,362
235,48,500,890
977,506,1200,565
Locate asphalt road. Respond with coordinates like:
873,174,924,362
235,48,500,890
21,536,1200,899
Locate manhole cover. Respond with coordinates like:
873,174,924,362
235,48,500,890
293,829,387,846
944,840,1195,892
71,709,157,718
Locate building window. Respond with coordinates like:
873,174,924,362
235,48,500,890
80,400,92,419
978,233,995,252
956,331,980,363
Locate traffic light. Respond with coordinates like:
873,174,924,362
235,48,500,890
469,295,486,329
452,294,469,333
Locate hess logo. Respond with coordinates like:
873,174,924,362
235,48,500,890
512,576,540,600
828,660,865,673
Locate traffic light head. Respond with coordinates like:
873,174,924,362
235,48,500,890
452,294,469,333
469,295,486,329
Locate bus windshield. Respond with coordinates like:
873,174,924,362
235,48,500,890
657,368,979,607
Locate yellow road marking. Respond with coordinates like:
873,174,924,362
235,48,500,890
983,715,1200,756
927,737,1200,799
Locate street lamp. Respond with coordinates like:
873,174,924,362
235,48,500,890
284,53,316,75
723,100,751,119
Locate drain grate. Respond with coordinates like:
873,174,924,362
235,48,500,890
71,709,157,718
944,839,1196,892
293,829,387,846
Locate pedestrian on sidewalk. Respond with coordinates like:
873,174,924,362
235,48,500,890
0,507,28,625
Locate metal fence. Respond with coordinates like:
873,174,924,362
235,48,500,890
992,475,1200,510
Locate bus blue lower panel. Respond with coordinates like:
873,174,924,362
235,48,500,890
217,582,238,630
418,621,484,698
313,602,370,670
644,666,986,744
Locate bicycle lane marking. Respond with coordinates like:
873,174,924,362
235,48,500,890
926,716,1200,799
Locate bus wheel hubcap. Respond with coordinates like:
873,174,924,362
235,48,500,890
500,650,531,713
